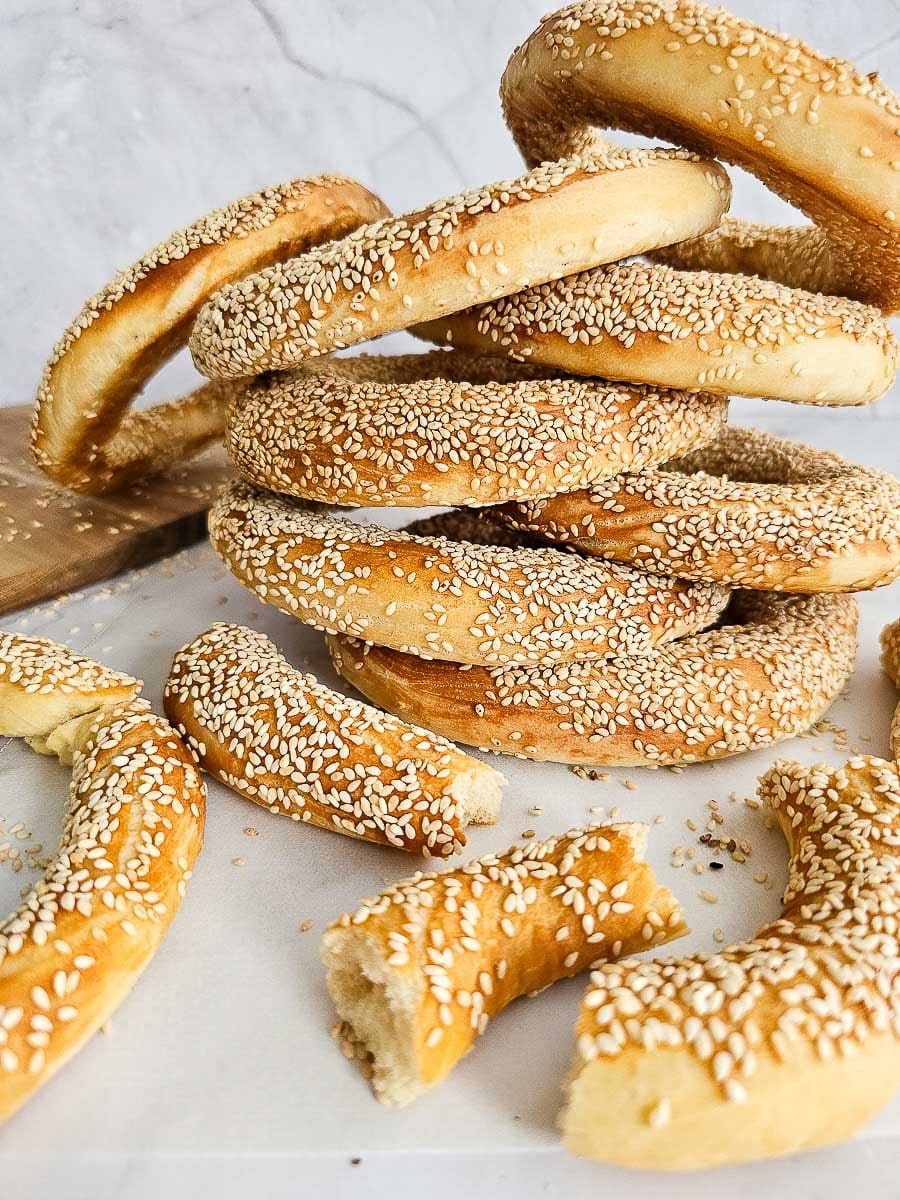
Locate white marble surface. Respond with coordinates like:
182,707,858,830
2,1,900,1197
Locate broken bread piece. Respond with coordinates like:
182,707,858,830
321,822,686,1104
165,623,503,857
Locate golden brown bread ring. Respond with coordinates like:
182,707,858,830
321,821,687,1105
0,633,205,1120
164,623,503,857
881,618,900,761
33,175,388,494
208,483,729,667
225,349,728,507
415,261,898,406
189,148,730,379
328,591,858,766
492,426,900,593
562,755,900,1168
501,1,900,311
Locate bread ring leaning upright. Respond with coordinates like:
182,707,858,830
562,755,900,1169
0,632,205,1121
322,822,687,1105
501,0,900,311
33,175,388,493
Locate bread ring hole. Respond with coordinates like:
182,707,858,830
124,344,208,414
0,739,69,919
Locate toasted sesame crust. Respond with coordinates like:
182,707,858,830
881,619,900,761
189,148,730,379
0,633,205,1121
562,755,900,1168
33,175,388,493
328,590,858,766
164,623,503,857
414,261,898,406
501,1,900,311
321,821,686,1104
225,349,727,507
208,484,729,667
492,426,900,592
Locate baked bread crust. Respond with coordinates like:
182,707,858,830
0,633,205,1120
190,148,730,378
881,618,900,761
224,349,727,507
328,591,858,766
562,755,900,1168
414,261,898,406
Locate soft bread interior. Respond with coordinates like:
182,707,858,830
24,708,116,764
449,761,504,826
0,681,140,746
321,928,424,1106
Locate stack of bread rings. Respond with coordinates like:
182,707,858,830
27,0,900,1171
171,0,899,773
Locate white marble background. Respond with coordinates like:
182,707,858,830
1,0,899,440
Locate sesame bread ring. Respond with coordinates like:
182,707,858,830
189,148,731,380
493,426,900,593
33,175,388,494
501,1,900,312
328,590,858,766
563,754,900,1168
881,618,900,761
415,261,898,406
225,349,728,507
208,483,729,667
321,821,687,1105
0,633,205,1120
164,624,503,858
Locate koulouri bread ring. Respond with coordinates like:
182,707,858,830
33,175,388,493
208,485,729,667
562,755,900,1168
225,349,728,507
415,261,898,406
189,148,731,379
0,632,205,1120
492,426,900,593
322,822,687,1105
328,591,858,767
501,0,900,311
164,624,503,857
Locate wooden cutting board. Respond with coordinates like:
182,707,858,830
0,405,232,616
